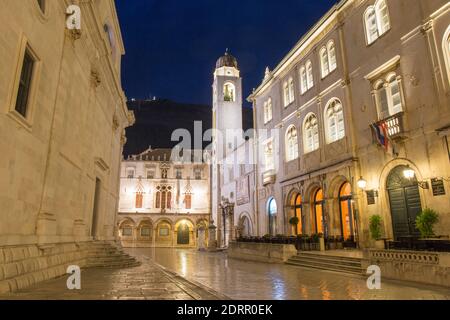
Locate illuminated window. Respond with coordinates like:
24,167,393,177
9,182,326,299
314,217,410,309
303,113,319,153
313,189,324,234
224,82,236,102
325,98,345,143
364,0,391,45
339,182,356,241
285,126,299,162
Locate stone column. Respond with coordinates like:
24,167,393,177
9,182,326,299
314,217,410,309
197,227,206,251
207,224,217,251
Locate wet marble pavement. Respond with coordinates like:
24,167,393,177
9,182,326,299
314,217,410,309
0,255,226,300
126,248,450,300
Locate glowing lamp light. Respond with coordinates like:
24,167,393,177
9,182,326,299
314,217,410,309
357,176,367,190
403,166,415,179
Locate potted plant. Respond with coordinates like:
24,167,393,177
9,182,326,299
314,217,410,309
416,208,439,239
289,216,300,235
369,214,385,249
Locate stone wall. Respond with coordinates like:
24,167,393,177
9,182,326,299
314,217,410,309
228,241,297,264
363,249,450,288
0,242,92,294
0,0,132,291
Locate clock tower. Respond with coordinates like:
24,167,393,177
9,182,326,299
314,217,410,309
211,50,244,245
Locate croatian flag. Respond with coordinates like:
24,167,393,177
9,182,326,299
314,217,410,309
371,122,389,152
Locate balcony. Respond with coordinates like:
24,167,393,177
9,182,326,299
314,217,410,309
374,112,406,140
262,170,276,186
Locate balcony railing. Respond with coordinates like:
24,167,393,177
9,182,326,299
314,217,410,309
375,112,405,139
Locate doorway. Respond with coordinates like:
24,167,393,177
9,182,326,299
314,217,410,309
339,182,356,241
387,165,422,239
177,223,190,245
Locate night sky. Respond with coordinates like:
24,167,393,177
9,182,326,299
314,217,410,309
116,0,338,107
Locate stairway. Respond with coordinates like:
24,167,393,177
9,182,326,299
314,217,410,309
86,241,141,269
286,252,364,275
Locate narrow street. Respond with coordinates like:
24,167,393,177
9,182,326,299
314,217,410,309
127,248,450,300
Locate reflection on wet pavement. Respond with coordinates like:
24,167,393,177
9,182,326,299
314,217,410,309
127,248,450,300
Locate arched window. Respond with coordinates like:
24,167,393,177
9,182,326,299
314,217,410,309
306,60,314,89
364,0,391,45
374,73,403,119
303,113,319,153
325,98,345,143
339,182,356,241
313,189,325,235
365,7,378,44
283,81,289,107
290,194,303,235
320,47,329,78
300,66,307,94
285,126,299,162
327,41,337,72
376,0,390,34
223,82,235,102
320,42,337,78
288,77,295,103
155,186,172,209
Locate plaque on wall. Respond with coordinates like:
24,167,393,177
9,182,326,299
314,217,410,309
366,190,377,205
431,178,446,196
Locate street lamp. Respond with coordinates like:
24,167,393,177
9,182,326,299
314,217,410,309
357,176,367,190
403,166,416,179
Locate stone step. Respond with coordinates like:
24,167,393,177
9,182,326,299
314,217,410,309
85,242,140,269
290,255,362,267
286,260,363,275
87,261,141,268
286,252,364,275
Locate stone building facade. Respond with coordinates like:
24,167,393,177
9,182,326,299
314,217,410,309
247,0,450,247
117,148,211,248
0,0,133,292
